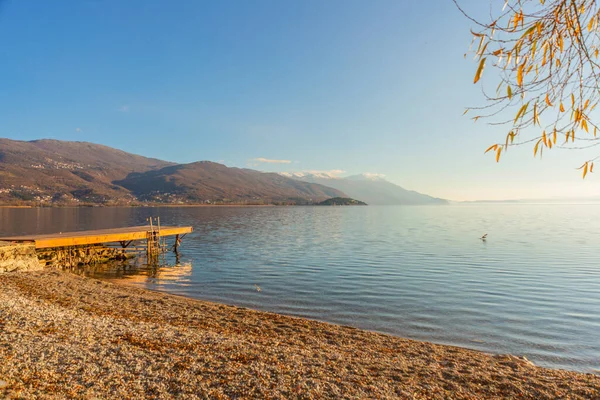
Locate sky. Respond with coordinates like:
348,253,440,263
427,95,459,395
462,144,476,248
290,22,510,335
1,0,599,201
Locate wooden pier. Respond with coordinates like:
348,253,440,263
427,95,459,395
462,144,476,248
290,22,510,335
0,225,193,249
0,224,193,268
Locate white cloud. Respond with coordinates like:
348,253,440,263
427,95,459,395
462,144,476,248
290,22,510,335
75,128,82,133
251,157,292,164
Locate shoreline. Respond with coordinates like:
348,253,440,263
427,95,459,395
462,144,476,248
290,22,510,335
1,270,599,399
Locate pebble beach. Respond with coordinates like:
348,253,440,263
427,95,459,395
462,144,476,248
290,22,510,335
1,269,599,399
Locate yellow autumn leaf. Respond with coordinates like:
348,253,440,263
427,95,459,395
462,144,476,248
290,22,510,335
474,58,486,84
534,138,542,157
571,93,575,107
513,13,520,31
542,130,547,146
545,93,553,106
583,162,589,179
553,129,557,144
514,103,529,123
496,147,502,162
558,34,564,52
507,85,512,99
560,102,565,112
517,63,525,86
484,144,498,154
591,163,595,173
582,119,589,133
470,29,484,38
542,46,548,66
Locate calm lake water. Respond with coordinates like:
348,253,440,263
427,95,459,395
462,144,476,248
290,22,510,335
1,205,599,373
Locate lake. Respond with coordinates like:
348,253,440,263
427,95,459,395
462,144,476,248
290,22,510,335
1,204,599,373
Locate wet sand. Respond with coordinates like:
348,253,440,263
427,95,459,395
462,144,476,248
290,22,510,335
1,270,599,399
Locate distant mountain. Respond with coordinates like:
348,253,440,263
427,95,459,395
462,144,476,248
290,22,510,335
0,138,346,205
281,172,447,205
0,139,172,204
115,161,346,204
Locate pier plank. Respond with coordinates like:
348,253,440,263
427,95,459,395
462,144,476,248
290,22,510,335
0,226,193,249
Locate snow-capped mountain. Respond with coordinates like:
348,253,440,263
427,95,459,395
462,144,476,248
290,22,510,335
280,171,342,179
281,172,447,205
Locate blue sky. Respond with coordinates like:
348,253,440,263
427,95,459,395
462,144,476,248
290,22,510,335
1,0,598,201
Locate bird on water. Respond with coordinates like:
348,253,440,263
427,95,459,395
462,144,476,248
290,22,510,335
480,233,488,241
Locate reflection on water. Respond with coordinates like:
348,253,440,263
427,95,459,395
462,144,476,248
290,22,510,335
74,258,193,287
1,205,600,373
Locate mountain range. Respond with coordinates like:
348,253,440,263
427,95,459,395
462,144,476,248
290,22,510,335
0,139,343,205
281,172,447,205
0,138,446,206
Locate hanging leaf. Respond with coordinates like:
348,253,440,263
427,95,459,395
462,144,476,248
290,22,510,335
474,58,486,84
534,139,542,157
558,34,564,52
485,144,498,154
517,63,525,86
542,130,547,146
514,102,529,123
545,93,553,106
507,85,513,99
496,146,502,162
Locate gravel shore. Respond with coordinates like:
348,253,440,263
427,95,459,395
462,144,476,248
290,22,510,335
1,270,599,399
